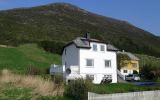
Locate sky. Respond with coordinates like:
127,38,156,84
0,0,160,36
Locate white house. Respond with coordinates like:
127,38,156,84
51,34,118,84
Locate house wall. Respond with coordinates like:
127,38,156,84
120,60,139,76
62,44,80,71
79,42,117,84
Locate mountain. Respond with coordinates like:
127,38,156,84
0,3,160,57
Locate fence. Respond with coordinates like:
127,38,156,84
88,90,160,100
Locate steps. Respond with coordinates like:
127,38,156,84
117,70,128,83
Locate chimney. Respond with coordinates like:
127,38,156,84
85,33,90,39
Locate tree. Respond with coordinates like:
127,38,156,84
117,53,131,70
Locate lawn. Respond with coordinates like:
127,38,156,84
92,83,160,94
0,44,61,73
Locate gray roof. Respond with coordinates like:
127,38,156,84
73,37,91,48
65,37,118,51
118,51,139,60
107,44,119,51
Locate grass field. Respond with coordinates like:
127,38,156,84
0,84,70,100
92,83,160,94
0,44,61,73
0,69,71,100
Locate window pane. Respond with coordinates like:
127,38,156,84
100,45,105,51
105,60,111,67
123,70,127,73
86,59,94,66
93,44,97,51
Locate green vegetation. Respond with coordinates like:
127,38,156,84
92,83,160,94
117,53,131,70
136,54,160,68
0,44,61,73
65,79,92,100
0,84,70,100
0,3,160,57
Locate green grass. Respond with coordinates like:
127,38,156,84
92,83,160,94
0,44,61,73
0,83,71,100
136,54,160,68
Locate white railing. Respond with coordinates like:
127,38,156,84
88,90,160,100
117,69,125,80
50,64,65,75
70,66,79,74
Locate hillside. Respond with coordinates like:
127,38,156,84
0,44,61,73
0,3,160,57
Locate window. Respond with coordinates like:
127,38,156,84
132,63,137,68
123,70,128,73
100,45,105,51
86,59,94,67
93,44,97,51
104,74,112,79
105,60,111,67
86,74,94,81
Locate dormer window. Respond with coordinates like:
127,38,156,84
93,44,97,51
100,45,105,51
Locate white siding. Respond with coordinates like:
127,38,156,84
79,42,117,84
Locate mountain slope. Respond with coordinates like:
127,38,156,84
0,44,61,73
0,3,160,57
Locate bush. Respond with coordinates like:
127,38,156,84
26,66,42,75
64,79,92,100
141,64,157,80
51,74,64,84
38,41,66,55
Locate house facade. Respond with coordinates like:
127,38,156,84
117,51,139,76
61,35,118,84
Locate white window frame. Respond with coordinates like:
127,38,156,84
93,44,97,51
104,60,111,67
86,59,94,67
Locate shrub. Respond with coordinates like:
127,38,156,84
26,66,42,75
141,64,157,80
64,79,92,100
51,74,64,84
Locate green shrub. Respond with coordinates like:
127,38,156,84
64,79,92,100
51,74,64,84
26,65,42,75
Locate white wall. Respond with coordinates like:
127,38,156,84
120,69,133,76
62,44,80,71
79,42,117,84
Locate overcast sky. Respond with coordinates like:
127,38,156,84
0,0,159,36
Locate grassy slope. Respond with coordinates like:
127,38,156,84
0,44,61,73
136,54,160,68
0,84,70,100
